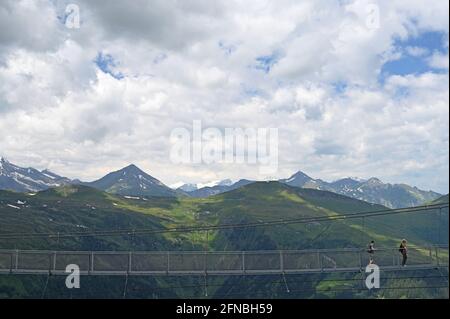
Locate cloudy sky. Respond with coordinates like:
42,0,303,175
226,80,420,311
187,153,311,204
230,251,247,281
0,0,448,193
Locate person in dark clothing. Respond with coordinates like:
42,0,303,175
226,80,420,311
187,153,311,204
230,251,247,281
367,240,375,264
399,239,408,266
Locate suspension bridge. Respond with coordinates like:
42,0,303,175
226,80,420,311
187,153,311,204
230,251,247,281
0,203,448,298
0,245,447,276
0,203,448,277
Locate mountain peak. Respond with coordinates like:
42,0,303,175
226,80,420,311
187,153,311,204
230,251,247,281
281,170,313,187
291,170,312,178
117,164,149,176
123,163,140,171
366,177,383,185
86,164,177,197
330,177,368,186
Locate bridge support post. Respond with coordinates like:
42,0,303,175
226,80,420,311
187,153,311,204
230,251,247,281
204,251,208,276
317,251,323,272
9,252,14,274
438,207,442,244
203,230,209,278
48,251,56,275
392,249,396,267
280,251,284,273
359,251,363,270
242,252,246,275
47,253,52,277
51,252,56,275
15,249,19,272
90,252,94,275
166,252,170,276
127,252,132,275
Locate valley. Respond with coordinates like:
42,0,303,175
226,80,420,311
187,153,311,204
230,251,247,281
0,182,448,298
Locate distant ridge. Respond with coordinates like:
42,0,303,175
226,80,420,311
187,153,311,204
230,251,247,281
84,164,178,197
0,157,444,205
280,171,442,209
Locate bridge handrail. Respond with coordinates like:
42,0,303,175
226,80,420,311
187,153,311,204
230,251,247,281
0,244,447,255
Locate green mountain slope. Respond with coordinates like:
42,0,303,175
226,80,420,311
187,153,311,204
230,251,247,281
200,182,447,251
429,194,449,205
0,183,447,299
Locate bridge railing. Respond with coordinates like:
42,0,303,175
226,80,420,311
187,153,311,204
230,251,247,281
0,246,447,275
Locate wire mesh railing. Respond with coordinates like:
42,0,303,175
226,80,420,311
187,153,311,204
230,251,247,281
0,246,447,276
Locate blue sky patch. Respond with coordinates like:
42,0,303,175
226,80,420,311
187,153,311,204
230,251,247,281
331,81,349,94
94,52,124,80
380,31,448,81
255,52,282,73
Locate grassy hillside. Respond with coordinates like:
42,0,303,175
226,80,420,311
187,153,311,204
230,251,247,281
430,194,449,205
0,183,447,299
200,182,448,250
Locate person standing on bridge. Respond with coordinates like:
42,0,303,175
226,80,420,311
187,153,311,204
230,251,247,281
399,239,408,267
367,240,375,264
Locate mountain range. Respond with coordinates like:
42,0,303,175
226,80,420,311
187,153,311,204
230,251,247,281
0,157,444,208
278,171,442,209
181,170,442,208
